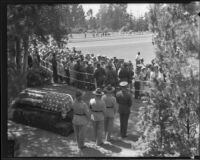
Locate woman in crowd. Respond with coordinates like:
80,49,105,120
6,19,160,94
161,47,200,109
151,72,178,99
157,67,164,81
71,91,91,150
134,75,141,99
89,88,106,146
102,85,118,141
127,63,134,91
140,66,147,96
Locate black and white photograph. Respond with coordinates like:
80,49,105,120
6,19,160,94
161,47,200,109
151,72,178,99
4,2,200,158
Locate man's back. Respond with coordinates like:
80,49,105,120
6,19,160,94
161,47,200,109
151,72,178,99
116,91,132,114
94,67,105,79
119,67,129,81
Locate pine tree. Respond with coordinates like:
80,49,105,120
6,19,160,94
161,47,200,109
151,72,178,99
139,3,199,157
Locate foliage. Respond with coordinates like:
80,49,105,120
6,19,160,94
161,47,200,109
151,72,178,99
7,4,71,105
96,4,128,31
137,3,199,157
27,66,52,87
8,61,27,106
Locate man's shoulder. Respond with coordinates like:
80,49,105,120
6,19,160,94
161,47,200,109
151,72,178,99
111,96,117,101
82,101,87,106
94,68,99,72
90,98,95,104
116,91,122,96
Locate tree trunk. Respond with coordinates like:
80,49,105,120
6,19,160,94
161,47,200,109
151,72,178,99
159,106,164,156
15,36,21,73
7,36,16,65
22,35,29,88
23,35,29,73
187,106,190,141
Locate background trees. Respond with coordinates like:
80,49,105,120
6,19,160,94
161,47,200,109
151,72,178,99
7,4,70,104
91,4,148,32
137,2,199,157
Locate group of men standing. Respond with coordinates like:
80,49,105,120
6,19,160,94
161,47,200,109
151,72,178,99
69,81,132,150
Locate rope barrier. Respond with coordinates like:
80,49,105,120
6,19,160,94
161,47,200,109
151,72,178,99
130,87,157,93
60,75,96,85
40,65,53,73
133,79,174,85
40,57,175,88
68,68,94,76
40,62,172,93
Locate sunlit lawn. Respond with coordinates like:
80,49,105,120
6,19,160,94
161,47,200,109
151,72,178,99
68,34,155,65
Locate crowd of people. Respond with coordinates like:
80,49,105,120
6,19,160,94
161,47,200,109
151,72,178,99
69,31,112,39
45,47,171,99
28,41,171,100
27,38,174,151
57,49,171,150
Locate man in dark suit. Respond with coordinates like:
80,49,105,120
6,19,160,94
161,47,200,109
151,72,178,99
28,54,33,69
51,53,58,83
94,63,106,89
116,81,132,138
118,63,130,83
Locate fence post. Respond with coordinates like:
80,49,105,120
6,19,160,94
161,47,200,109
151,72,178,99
94,78,97,89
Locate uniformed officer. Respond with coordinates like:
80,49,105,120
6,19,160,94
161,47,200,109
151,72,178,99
116,81,132,138
71,91,91,150
89,88,106,146
102,85,118,141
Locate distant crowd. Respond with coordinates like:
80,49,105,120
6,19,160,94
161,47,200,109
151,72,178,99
28,45,171,99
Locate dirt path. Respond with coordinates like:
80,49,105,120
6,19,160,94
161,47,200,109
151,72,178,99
8,84,146,157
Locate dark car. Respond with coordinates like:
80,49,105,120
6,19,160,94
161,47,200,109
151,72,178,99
9,88,74,137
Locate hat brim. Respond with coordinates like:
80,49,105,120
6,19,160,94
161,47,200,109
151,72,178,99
92,91,104,96
119,81,128,87
104,87,115,93
120,85,128,88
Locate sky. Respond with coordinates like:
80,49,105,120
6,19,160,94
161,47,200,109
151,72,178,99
81,4,150,18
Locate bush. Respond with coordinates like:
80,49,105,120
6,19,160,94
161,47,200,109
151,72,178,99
27,66,52,87
137,4,199,157
8,62,27,106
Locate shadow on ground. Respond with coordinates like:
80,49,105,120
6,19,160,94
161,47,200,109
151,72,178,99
8,84,145,157
79,146,106,157
101,143,122,153
126,134,139,142
111,139,132,149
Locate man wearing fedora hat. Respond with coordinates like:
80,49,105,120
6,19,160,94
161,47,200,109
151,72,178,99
102,85,118,141
116,81,132,138
89,88,106,145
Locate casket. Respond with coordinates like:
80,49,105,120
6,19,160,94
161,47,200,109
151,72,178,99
9,88,74,137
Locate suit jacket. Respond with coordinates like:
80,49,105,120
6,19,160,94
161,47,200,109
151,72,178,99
116,90,132,114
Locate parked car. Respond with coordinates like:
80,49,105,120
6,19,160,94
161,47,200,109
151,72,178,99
9,88,74,137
